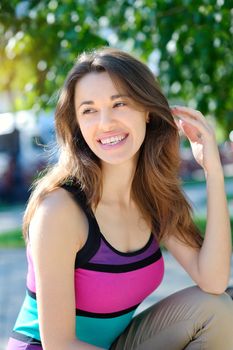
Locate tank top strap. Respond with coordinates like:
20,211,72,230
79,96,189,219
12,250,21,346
61,182,101,267
61,183,93,218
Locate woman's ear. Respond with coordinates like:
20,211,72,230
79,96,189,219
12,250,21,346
146,112,150,123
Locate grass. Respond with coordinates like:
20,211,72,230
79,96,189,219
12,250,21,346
182,175,233,186
194,217,233,235
0,204,21,212
0,229,25,248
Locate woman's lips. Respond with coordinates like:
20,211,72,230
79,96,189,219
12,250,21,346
98,134,129,150
97,132,128,143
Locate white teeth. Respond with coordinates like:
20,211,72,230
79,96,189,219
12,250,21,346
100,134,126,145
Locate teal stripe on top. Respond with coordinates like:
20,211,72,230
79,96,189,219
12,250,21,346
13,292,41,341
76,309,135,349
13,290,136,349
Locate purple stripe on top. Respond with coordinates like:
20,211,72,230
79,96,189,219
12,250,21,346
6,338,43,350
90,233,159,264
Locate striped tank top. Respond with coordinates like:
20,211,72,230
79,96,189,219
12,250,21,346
7,184,164,350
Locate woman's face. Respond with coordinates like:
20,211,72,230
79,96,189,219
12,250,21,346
74,71,148,166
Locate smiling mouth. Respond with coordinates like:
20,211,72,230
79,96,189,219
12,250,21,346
98,134,128,145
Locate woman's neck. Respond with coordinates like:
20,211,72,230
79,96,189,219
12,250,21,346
100,160,137,207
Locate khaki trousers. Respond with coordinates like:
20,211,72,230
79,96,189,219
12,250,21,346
110,286,233,350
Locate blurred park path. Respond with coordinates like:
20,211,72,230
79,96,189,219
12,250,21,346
0,249,26,350
1,248,233,350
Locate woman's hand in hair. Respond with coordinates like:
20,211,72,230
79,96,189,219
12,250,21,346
170,106,222,176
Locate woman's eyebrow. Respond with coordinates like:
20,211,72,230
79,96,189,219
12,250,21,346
78,94,129,109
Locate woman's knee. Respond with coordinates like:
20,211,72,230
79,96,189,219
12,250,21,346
178,285,233,321
201,290,233,321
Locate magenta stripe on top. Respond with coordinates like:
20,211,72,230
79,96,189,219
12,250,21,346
75,258,164,313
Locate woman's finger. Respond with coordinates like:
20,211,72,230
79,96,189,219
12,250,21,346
171,106,212,131
173,114,211,139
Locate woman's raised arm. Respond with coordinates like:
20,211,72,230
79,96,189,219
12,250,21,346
165,106,232,294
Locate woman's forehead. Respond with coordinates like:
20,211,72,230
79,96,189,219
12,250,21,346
74,71,126,102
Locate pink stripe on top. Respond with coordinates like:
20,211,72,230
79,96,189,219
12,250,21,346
75,257,164,313
26,246,36,293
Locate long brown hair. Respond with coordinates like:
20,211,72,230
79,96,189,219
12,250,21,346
23,47,203,248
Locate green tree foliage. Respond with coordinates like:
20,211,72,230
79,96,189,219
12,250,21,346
0,0,108,110
0,0,232,136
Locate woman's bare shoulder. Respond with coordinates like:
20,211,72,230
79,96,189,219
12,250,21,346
28,187,88,254
37,186,81,211
27,188,88,346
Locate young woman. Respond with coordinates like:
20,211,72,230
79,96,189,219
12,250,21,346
7,47,233,350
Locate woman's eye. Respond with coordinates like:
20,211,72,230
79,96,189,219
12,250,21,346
114,102,126,108
82,109,94,115
81,102,126,114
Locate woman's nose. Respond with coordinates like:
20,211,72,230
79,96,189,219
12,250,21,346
99,108,115,127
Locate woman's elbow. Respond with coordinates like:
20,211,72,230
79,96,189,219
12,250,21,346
199,280,229,295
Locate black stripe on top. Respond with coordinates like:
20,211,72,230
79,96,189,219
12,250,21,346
61,183,89,214
76,303,139,318
11,330,42,345
27,287,37,300
61,183,103,269
79,248,162,273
